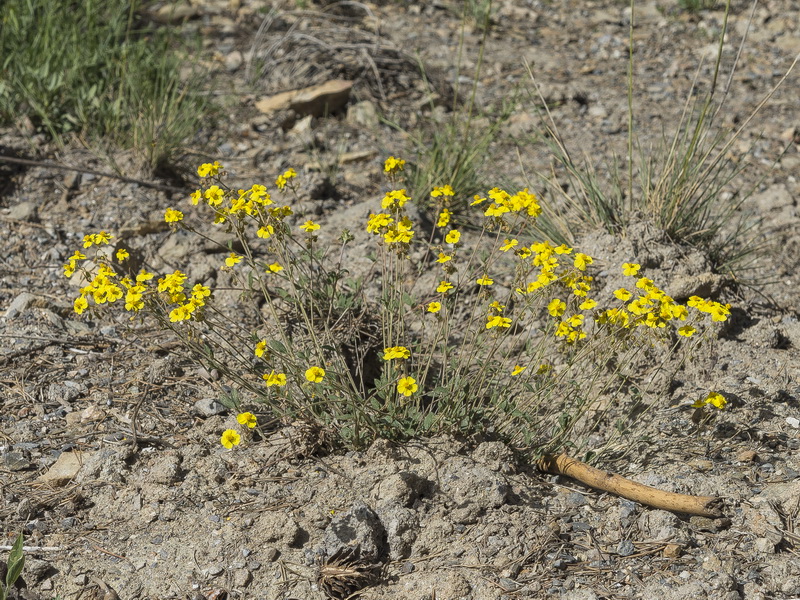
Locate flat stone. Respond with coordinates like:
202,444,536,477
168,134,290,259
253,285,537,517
256,80,353,118
7,201,39,222
37,451,86,486
194,398,227,417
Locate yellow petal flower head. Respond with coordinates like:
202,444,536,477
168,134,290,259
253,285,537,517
384,156,405,175
383,346,411,360
486,315,512,329
255,339,268,357
237,412,257,428
305,366,326,383
547,299,566,317
263,371,288,387
427,301,442,313
476,275,494,286
397,376,418,397
74,296,89,315
381,189,410,210
500,239,518,252
436,209,452,228
300,220,320,232
445,230,461,244
622,262,641,276
275,168,297,190
511,365,526,376
257,225,275,239
164,208,184,223
707,392,727,409
431,185,455,197
198,161,222,178
225,253,242,268
614,288,633,302
573,253,593,271
677,325,696,337
436,281,454,294
220,429,241,449
267,262,283,274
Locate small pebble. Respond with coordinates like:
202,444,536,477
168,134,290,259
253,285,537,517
617,540,636,556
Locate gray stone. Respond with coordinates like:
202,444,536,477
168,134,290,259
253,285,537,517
322,500,386,560
193,398,227,417
7,201,39,222
3,451,32,471
4,292,38,319
617,540,636,556
346,101,379,128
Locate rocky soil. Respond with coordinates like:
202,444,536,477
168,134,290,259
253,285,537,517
1,1,799,599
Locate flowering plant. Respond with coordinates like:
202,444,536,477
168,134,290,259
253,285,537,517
65,157,730,454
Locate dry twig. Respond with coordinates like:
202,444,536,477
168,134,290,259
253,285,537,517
537,453,723,517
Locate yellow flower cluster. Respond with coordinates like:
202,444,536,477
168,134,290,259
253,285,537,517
596,270,730,335
482,187,541,219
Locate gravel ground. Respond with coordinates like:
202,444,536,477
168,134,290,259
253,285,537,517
1,1,799,599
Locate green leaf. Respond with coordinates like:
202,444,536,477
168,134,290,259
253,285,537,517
269,339,287,354
6,533,25,589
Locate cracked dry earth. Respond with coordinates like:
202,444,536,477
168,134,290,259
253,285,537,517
1,0,800,599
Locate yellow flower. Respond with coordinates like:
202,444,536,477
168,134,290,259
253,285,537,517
622,262,641,276
115,249,130,261
445,230,461,244
198,162,221,178
237,412,257,428
436,209,452,228
381,189,410,210
192,284,211,299
275,168,297,190
190,189,202,205
707,392,727,409
427,301,442,313
383,346,411,360
136,269,154,283
431,185,455,197
384,156,405,174
225,253,242,268
500,239,518,252
255,340,268,357
574,253,593,271
677,325,696,337
692,392,727,410
305,366,326,383
476,275,494,286
220,429,241,449
397,376,418,397
547,299,566,317
267,262,283,274
204,185,225,206
300,220,320,232
554,244,572,255
257,225,274,239
470,194,486,206
579,298,597,310
73,296,89,314
614,288,633,302
486,315,512,329
164,208,184,223
436,281,454,294
511,365,526,376
263,371,287,387
436,253,452,264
